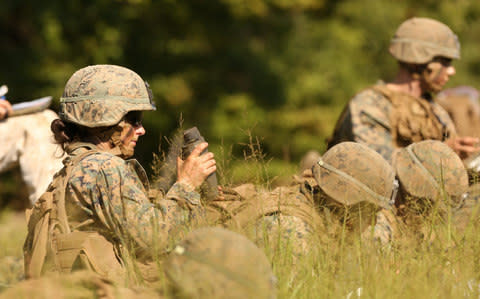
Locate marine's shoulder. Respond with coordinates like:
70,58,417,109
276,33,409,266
72,151,128,176
67,152,129,187
82,151,125,166
350,85,389,107
347,85,392,119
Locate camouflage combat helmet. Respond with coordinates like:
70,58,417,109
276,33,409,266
389,17,460,64
164,227,276,299
59,65,156,127
393,140,468,200
312,142,397,209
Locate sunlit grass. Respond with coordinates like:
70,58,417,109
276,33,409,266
2,138,480,298
0,209,27,291
2,193,480,298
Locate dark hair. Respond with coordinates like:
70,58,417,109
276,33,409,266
51,119,102,151
51,113,138,152
398,61,427,75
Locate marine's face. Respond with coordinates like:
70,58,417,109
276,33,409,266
421,57,456,93
120,111,145,155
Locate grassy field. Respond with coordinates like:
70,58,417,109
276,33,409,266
0,210,27,292
1,144,480,298
1,197,480,298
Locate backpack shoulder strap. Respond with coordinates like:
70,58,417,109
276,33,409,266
54,147,99,234
24,146,100,278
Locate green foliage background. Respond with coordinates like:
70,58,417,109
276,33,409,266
3,2,480,296
2,0,480,185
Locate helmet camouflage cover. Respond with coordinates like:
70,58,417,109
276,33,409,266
393,140,468,200
59,64,156,127
312,142,396,209
164,227,276,299
389,17,460,64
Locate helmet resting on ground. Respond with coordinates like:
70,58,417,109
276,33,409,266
393,140,468,200
312,142,397,210
164,227,276,299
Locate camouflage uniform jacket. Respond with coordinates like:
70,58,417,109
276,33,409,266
64,143,203,260
328,83,456,163
256,179,398,247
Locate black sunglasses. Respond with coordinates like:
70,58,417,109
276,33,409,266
124,111,143,127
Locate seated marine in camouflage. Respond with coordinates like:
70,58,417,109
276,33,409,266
391,140,470,238
24,65,217,282
207,142,398,254
328,17,479,163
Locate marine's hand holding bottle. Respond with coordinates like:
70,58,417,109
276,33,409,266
177,142,216,189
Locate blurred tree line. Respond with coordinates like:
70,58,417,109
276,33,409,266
2,0,480,195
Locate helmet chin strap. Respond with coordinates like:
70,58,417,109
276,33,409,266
92,121,134,159
109,121,135,159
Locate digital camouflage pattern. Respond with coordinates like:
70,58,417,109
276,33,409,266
371,85,456,146
255,213,314,254
313,142,396,210
328,83,456,163
311,142,398,244
206,183,320,258
393,140,468,201
250,185,319,257
329,17,459,162
366,209,397,244
59,65,156,128
0,109,63,204
64,143,204,264
208,167,396,251
252,183,397,247
389,141,469,240
164,227,277,299
389,17,460,64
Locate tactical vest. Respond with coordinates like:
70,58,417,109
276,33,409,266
371,85,454,147
23,144,124,280
328,85,455,149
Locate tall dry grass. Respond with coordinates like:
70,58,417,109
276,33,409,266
0,210,26,292
1,136,480,298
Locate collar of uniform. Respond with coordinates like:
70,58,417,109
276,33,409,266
126,159,150,191
62,142,99,167
65,142,99,155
